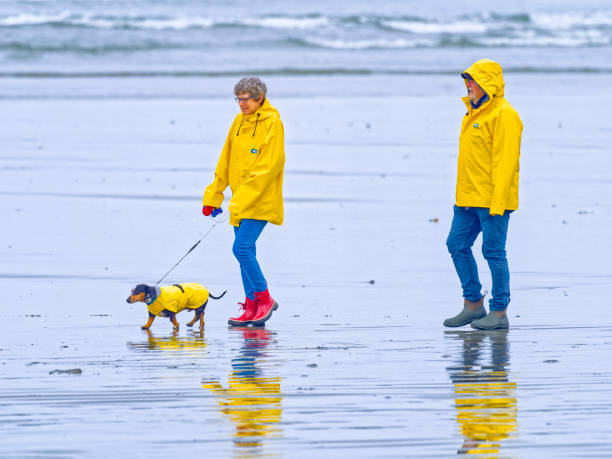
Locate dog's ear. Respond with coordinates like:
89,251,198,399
133,284,149,295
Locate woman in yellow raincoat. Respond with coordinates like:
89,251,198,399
202,77,284,327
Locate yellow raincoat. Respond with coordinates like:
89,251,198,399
202,376,282,447
454,378,518,454
202,328,282,447
146,283,209,317
203,99,285,227
456,59,523,216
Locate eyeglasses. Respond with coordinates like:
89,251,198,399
235,95,257,103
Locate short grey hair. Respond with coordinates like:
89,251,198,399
234,77,267,99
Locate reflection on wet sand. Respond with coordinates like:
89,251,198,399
203,327,282,451
128,329,207,355
445,330,517,456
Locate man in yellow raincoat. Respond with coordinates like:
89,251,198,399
202,77,284,327
444,59,523,330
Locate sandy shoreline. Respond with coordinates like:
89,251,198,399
1,73,611,457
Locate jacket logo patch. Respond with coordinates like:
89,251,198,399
251,148,258,154
473,123,480,128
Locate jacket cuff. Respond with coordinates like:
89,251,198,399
203,195,223,208
489,205,505,216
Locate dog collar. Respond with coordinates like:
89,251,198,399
145,286,162,305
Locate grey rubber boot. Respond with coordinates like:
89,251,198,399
443,296,487,327
470,311,509,330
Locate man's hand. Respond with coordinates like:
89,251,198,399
203,206,223,217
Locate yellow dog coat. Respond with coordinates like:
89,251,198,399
146,283,210,317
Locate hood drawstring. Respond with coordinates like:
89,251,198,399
252,113,260,139
236,116,244,136
236,113,260,138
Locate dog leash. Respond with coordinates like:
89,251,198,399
155,212,229,285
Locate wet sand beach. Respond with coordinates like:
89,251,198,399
2,73,612,457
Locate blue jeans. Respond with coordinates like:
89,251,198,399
233,219,268,300
446,206,512,311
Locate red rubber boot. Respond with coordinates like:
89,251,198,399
227,297,257,326
251,289,278,326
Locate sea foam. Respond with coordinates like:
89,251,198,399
382,20,487,34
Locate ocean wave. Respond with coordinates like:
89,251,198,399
0,11,72,26
299,37,430,50
240,16,329,29
485,33,610,47
382,20,488,34
0,41,180,54
0,12,326,30
2,33,607,57
299,33,610,50
2,10,612,36
1,67,611,82
1,10,611,53
531,12,612,29
380,11,612,36
0,12,216,30
137,17,214,30
2,10,612,31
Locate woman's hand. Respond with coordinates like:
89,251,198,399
203,206,223,217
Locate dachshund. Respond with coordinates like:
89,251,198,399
126,283,226,330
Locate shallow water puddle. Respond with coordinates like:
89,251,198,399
3,314,612,456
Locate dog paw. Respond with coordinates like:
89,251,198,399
141,326,150,330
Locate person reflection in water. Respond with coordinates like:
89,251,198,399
202,328,282,449
445,330,517,455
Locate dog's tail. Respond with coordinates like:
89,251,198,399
209,290,227,300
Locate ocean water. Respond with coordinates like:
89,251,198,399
1,0,612,78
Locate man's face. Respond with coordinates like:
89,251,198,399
236,92,263,115
465,78,485,103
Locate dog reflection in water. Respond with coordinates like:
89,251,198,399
202,327,282,448
445,330,517,455
128,329,207,356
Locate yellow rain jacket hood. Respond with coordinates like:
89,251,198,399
456,59,523,216
146,283,209,317
203,99,285,227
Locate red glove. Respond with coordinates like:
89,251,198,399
203,206,223,217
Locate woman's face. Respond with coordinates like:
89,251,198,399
236,92,263,115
